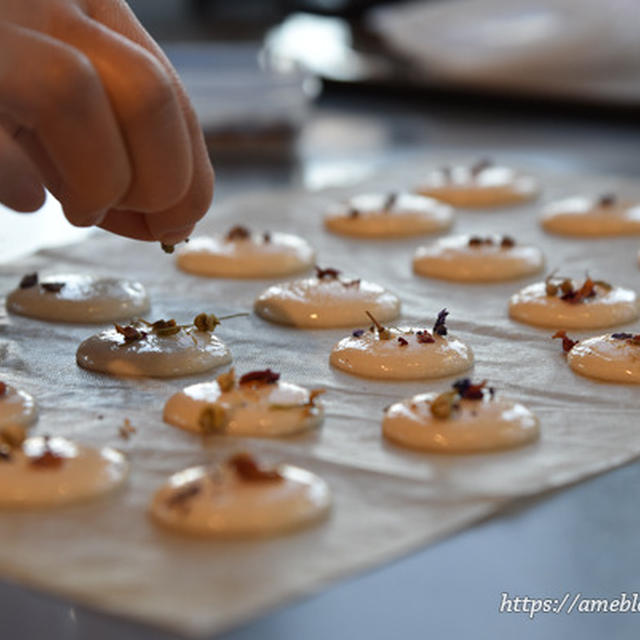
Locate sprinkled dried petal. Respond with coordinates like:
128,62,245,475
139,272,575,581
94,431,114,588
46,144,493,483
239,369,280,386
226,225,251,241
29,449,65,469
115,324,147,343
352,329,365,338
161,243,175,254
315,266,341,280
416,330,435,344
598,193,616,207
0,382,6,397
432,308,449,337
397,336,408,347
453,378,487,400
500,236,515,248
19,273,38,289
552,330,578,353
228,452,283,482
40,282,65,293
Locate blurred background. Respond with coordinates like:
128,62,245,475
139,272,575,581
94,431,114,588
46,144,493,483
125,0,640,193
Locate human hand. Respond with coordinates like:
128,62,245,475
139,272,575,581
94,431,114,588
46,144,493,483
0,0,213,244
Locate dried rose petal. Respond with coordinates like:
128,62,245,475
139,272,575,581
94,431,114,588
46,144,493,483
228,452,283,482
238,369,280,385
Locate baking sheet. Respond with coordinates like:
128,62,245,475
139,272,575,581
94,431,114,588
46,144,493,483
1,158,639,636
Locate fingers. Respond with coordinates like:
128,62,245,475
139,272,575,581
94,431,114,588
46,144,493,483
87,0,214,240
50,11,194,213
0,125,45,212
0,23,131,226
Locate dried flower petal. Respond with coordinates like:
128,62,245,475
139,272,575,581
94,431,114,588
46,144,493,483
552,330,578,353
228,452,283,482
239,369,280,385
397,337,408,347
500,236,515,248
432,308,449,336
315,265,341,280
0,382,6,397
348,207,360,218
598,193,616,207
226,225,251,241
470,158,493,176
29,449,65,469
416,330,435,344
115,324,147,343
40,282,65,293
262,232,271,243
453,378,487,400
19,273,38,289
382,192,397,212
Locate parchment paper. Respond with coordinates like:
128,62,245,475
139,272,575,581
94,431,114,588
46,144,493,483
1,158,639,637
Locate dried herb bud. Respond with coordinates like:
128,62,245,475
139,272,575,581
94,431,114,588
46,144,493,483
216,368,236,392
198,404,227,433
432,308,449,337
193,312,220,332
545,281,558,296
468,236,485,247
352,329,365,338
500,236,515,248
416,330,435,344
226,225,251,241
365,310,391,340
397,337,408,347
612,333,633,340
430,391,459,419
115,324,147,343
0,424,26,448
161,243,175,254
598,193,616,207
552,330,578,353
40,282,65,293
152,319,181,337
167,483,202,509
228,452,283,482
315,266,341,280
19,273,38,289
239,369,280,385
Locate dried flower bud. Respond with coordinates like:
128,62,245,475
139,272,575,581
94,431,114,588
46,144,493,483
0,424,26,449
226,226,251,241
430,391,458,419
193,312,220,332
161,243,175,254
432,308,449,337
115,324,147,343
216,368,236,392
416,330,435,344
315,266,341,280
552,330,578,353
500,236,515,248
598,193,616,207
198,404,227,434
397,336,409,347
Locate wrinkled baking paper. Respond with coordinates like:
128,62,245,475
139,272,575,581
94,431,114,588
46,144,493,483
1,159,639,636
